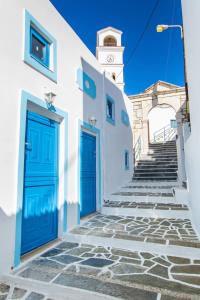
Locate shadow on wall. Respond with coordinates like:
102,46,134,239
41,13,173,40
0,207,16,274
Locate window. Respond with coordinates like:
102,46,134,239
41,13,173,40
24,10,57,82
106,95,115,125
30,27,49,67
121,110,130,126
104,36,117,47
76,68,96,99
125,150,129,170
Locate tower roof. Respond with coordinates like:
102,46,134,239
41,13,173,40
97,26,122,35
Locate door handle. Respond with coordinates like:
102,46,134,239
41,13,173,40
25,142,32,151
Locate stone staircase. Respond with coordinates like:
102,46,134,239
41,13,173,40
3,180,200,300
133,141,178,181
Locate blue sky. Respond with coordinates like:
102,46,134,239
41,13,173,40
50,0,184,95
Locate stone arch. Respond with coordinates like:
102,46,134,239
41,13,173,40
104,35,117,47
147,104,177,142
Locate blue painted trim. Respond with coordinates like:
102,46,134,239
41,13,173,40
24,10,57,82
121,110,130,127
14,90,68,267
77,121,101,223
30,27,50,68
125,150,129,170
106,95,115,126
76,68,96,99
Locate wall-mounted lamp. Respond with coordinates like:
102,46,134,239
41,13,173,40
44,91,56,110
89,116,97,127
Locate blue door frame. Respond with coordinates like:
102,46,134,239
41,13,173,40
80,131,96,218
21,111,59,255
14,90,68,268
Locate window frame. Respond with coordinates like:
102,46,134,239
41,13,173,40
125,150,129,170
24,10,57,82
106,95,115,126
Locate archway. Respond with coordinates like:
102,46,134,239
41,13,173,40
148,104,177,143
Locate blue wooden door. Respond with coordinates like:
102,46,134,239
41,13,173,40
21,112,58,255
80,131,96,217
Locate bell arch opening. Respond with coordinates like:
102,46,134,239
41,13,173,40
104,36,117,47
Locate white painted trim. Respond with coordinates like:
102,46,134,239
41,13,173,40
101,207,191,219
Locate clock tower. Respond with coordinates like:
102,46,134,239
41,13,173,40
96,27,125,92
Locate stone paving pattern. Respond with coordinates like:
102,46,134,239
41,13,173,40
0,282,54,300
71,214,200,247
104,200,188,210
11,242,200,299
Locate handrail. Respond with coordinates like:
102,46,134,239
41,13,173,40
152,124,177,143
134,136,142,162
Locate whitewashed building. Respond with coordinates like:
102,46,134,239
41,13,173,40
0,0,133,274
181,0,200,235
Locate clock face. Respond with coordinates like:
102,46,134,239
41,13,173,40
106,54,114,63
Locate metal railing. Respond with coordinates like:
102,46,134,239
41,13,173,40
134,136,142,162
152,124,177,143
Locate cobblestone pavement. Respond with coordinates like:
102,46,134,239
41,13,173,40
71,214,200,247
0,282,55,300
7,241,200,299
104,200,188,210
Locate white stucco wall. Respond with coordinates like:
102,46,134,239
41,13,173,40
182,0,200,234
0,0,133,274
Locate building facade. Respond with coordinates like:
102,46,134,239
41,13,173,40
181,0,200,235
129,81,186,183
0,0,133,274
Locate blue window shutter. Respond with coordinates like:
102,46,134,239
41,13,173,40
77,68,96,99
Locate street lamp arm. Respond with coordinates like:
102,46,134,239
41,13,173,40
156,24,183,39
167,25,183,38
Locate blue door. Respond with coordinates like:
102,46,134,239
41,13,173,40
21,111,58,255
80,131,96,217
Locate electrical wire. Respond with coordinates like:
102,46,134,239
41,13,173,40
164,0,176,81
116,0,161,80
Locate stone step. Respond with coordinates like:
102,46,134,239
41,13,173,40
121,187,175,193
108,195,177,205
136,161,178,166
138,158,178,162
112,192,174,197
102,201,190,219
135,166,177,172
68,214,200,258
133,173,177,178
128,181,179,187
134,169,177,174
132,177,177,181
140,155,177,161
6,240,200,300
